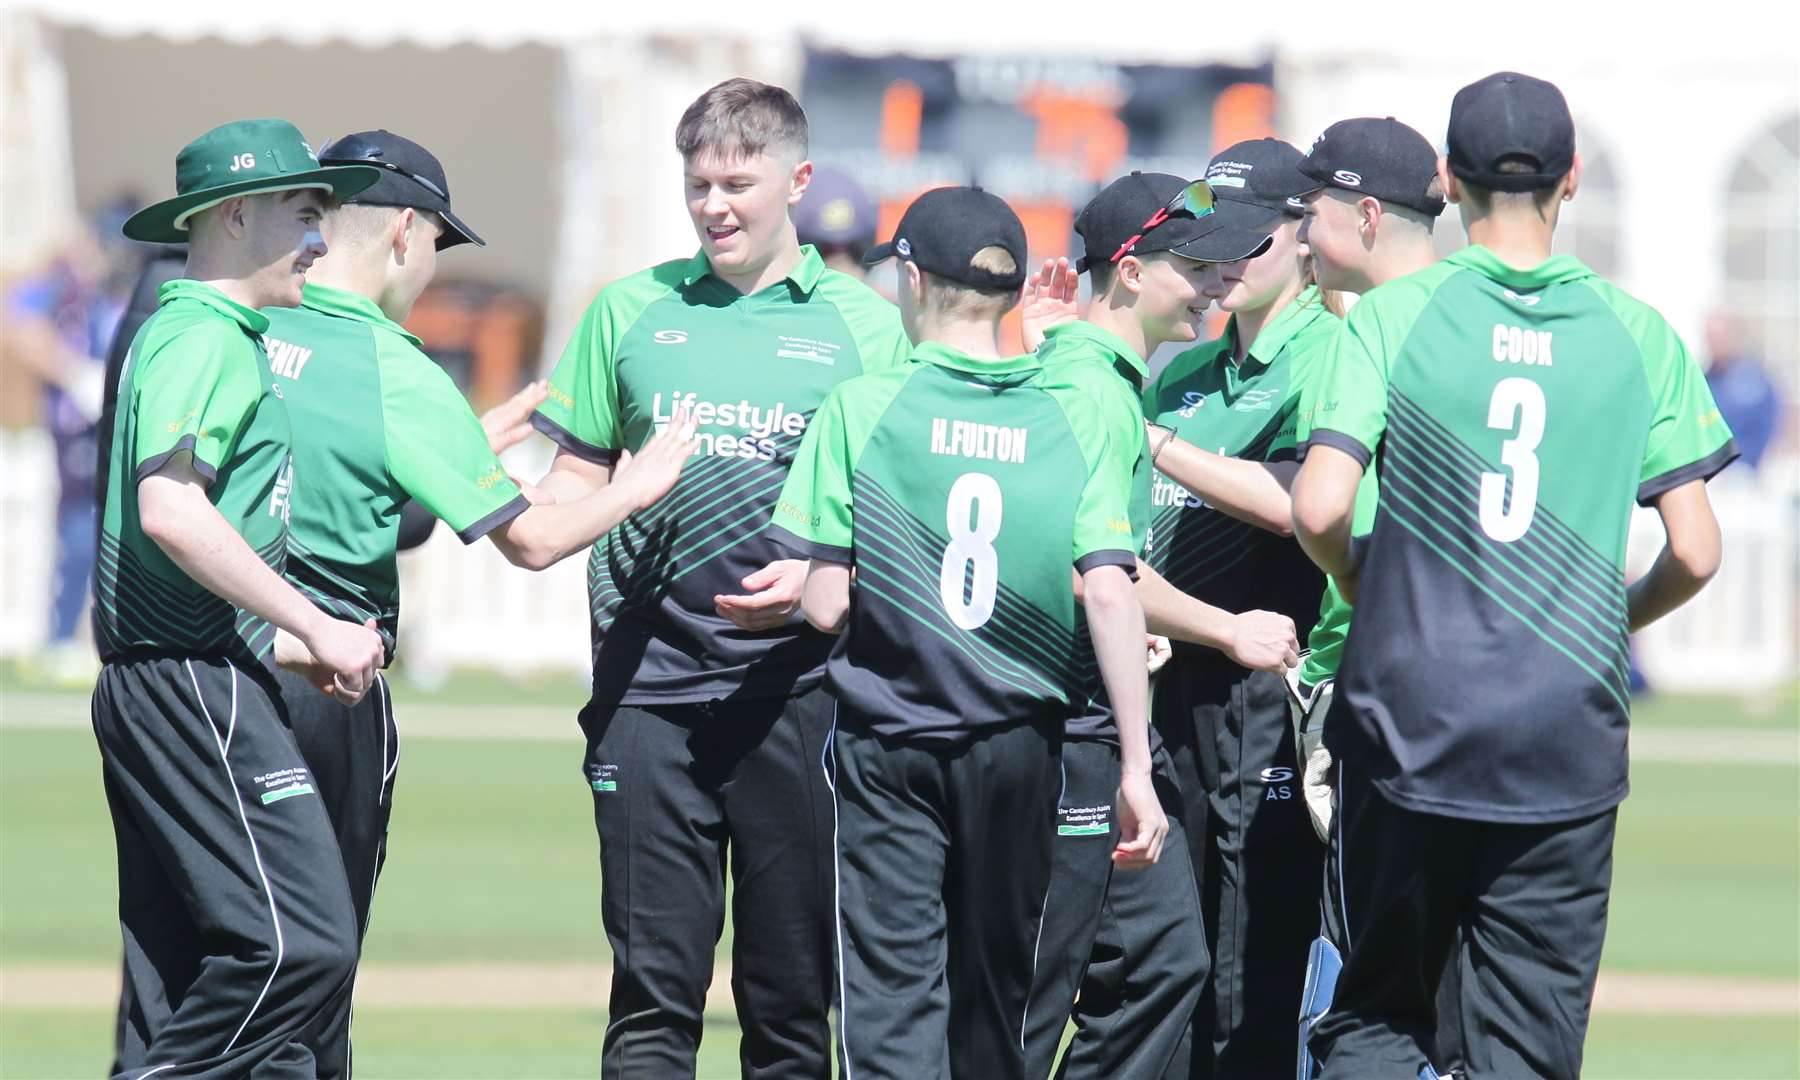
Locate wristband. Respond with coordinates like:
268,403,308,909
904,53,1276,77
1148,423,1178,466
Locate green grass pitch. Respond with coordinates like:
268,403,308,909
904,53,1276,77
2,682,1794,1078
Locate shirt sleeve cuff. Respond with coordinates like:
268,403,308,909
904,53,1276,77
1075,549,1139,579
1304,429,1373,470
134,433,218,484
454,493,530,544
1637,440,1741,506
529,412,620,466
767,523,852,564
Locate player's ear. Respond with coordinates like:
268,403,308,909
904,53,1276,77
903,260,924,306
1436,156,1462,206
217,196,249,239
391,208,413,262
1118,255,1145,295
1358,196,1382,241
789,159,813,207
1562,151,1583,202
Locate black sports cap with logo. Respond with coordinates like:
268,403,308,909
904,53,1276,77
1075,171,1273,274
1205,138,1311,222
1257,117,1445,218
1447,71,1576,191
862,185,1028,291
318,129,485,249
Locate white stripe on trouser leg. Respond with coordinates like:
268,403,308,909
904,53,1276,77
1019,753,1067,1050
184,661,285,1056
821,708,854,1080
347,674,397,1080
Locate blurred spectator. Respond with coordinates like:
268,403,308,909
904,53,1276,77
4,205,140,677
795,165,878,281
1704,310,1782,470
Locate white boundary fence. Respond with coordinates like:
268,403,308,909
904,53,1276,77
3,427,1795,693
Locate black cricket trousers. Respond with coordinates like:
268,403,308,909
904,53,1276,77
1022,739,1207,1080
579,687,837,1079
830,712,1063,1080
1310,764,1615,1080
93,655,359,1080
276,667,400,1080
1157,659,1324,1080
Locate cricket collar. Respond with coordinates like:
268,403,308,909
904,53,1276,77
157,278,269,335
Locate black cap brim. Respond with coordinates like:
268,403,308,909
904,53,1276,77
861,240,899,267
1167,222,1276,264
436,207,484,249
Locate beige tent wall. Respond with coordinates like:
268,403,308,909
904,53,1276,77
55,26,560,304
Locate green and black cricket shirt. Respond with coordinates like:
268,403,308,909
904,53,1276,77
1142,287,1337,675
94,280,292,669
770,341,1137,740
531,245,910,705
1034,320,1156,740
1305,245,1738,823
260,283,529,659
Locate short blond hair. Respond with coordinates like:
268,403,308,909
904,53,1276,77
924,245,1019,319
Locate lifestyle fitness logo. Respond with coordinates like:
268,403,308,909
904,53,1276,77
651,391,809,461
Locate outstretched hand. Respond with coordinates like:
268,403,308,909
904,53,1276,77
610,409,699,512
1020,256,1080,352
481,380,551,455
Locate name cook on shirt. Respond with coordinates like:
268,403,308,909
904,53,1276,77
652,391,806,461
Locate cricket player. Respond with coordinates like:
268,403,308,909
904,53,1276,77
1015,171,1298,1079
255,128,697,1078
527,79,910,1077
93,118,385,1079
1291,72,1737,1078
769,184,1166,1080
1244,116,1451,1076
1138,138,1340,1078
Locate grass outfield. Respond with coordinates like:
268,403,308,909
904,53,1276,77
2,1007,1796,1079
2,688,1796,1077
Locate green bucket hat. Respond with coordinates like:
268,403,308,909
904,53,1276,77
122,118,382,243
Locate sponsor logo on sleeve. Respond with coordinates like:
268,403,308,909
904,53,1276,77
476,464,511,491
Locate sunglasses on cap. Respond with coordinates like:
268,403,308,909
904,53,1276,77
1110,180,1217,263
318,133,449,203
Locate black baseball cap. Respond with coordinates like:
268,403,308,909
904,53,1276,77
1075,171,1272,273
1268,117,1446,218
318,129,484,249
1205,138,1309,221
862,186,1027,291
1447,72,1576,192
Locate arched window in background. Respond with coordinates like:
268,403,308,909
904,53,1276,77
1432,132,1621,279
1723,112,1800,397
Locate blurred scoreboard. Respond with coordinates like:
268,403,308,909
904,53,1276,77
801,48,1277,276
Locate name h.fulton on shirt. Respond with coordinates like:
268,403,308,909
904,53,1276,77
930,417,1029,464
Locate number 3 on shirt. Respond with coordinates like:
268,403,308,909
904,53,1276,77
1479,377,1545,542
940,472,1001,630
